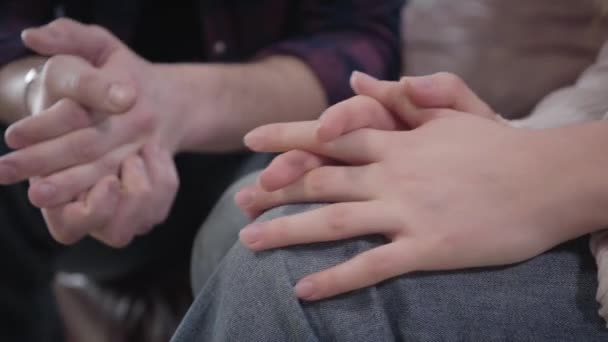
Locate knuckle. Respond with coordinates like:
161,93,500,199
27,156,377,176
101,225,133,248
87,24,111,38
361,130,385,156
58,99,90,127
358,95,379,110
366,162,384,177
49,18,73,30
129,111,155,135
261,217,297,247
97,156,119,175
71,71,95,94
41,56,63,85
106,234,131,248
69,134,100,161
150,210,168,227
436,72,464,91
304,168,328,195
268,217,291,240
47,18,71,35
48,220,80,245
326,205,349,235
164,171,180,191
365,254,395,281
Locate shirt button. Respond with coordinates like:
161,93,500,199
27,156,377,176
213,41,227,55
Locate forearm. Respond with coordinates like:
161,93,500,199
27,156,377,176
159,56,327,152
0,56,47,125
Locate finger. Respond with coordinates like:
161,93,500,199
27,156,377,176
256,150,332,192
237,165,374,217
22,18,123,66
39,54,135,113
139,143,179,229
0,114,147,185
5,98,97,149
405,72,497,120
317,95,404,142
93,154,152,247
351,71,497,126
350,71,421,126
28,145,134,208
43,175,120,245
245,123,386,163
295,242,416,301
239,201,401,251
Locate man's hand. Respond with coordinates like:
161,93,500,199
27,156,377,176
43,143,179,247
1,19,185,202
0,18,187,246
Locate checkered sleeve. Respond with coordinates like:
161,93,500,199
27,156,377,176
257,0,405,105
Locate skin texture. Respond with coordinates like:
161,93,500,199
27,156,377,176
235,72,608,301
0,18,326,247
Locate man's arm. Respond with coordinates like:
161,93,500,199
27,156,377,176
164,56,326,152
174,0,405,152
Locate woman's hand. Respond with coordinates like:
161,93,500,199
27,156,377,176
241,112,596,301
233,73,602,301
242,71,500,207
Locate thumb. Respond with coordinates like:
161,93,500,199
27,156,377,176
22,18,123,66
404,72,497,120
350,71,424,127
351,71,498,127
39,54,136,114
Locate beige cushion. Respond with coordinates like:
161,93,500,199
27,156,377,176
402,0,608,118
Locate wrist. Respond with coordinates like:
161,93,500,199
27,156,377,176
536,122,608,238
157,63,230,153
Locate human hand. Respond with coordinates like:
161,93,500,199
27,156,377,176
0,19,186,207
0,19,184,246
239,71,500,214
42,142,179,247
237,110,588,301
232,73,587,300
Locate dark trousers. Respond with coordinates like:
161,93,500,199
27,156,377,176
0,124,251,341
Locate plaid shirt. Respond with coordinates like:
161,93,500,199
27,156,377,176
0,0,404,104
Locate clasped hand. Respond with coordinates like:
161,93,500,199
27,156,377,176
235,72,581,301
0,19,183,247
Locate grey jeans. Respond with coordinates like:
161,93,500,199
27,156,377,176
172,172,608,341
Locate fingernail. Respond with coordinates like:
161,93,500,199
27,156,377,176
243,130,262,150
295,280,315,300
108,83,135,110
0,162,17,183
235,188,255,207
240,223,262,245
351,71,377,84
36,182,56,201
350,71,361,84
20,29,32,41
